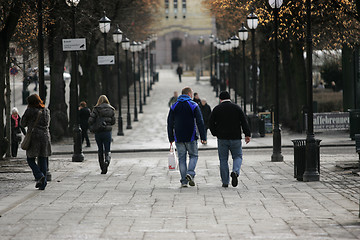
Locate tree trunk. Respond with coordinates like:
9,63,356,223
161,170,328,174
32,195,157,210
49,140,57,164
0,0,23,159
47,3,69,142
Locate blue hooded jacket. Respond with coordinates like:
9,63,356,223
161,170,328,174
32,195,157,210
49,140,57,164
167,94,206,143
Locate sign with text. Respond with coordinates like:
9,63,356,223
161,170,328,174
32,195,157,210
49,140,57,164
97,56,115,65
305,112,350,131
259,112,273,134
62,38,86,51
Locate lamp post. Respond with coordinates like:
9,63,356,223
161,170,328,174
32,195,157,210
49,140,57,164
209,34,214,89
99,12,111,96
130,41,138,121
214,40,219,97
137,42,143,113
231,35,239,103
198,36,204,77
303,0,320,181
66,0,84,162
220,41,226,92
247,10,260,138
145,38,150,97
269,0,284,162
141,41,146,105
121,37,132,129
113,25,123,136
226,39,232,95
238,23,249,115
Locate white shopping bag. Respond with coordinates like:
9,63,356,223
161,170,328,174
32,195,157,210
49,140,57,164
168,143,178,171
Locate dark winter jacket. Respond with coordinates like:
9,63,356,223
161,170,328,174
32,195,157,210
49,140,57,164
200,103,211,129
209,100,250,140
10,115,26,143
20,107,52,158
167,94,206,143
88,103,116,132
79,107,91,128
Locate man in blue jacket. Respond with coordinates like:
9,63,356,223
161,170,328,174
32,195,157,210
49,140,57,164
167,87,207,187
209,91,251,188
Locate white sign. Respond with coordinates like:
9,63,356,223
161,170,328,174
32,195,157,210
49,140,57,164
97,56,115,65
62,38,86,51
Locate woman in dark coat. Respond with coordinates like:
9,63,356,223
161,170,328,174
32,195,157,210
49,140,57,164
10,107,26,157
88,95,115,174
21,94,51,190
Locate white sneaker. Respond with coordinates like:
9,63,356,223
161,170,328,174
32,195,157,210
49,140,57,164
181,183,188,188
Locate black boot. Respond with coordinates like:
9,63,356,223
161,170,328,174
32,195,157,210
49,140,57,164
98,153,105,174
103,152,111,174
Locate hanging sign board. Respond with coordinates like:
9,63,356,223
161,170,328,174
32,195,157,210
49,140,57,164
62,38,86,51
97,56,115,65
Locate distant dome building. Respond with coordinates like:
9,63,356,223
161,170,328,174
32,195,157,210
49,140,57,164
153,0,216,66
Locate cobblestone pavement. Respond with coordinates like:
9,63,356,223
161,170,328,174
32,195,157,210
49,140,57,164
0,68,359,239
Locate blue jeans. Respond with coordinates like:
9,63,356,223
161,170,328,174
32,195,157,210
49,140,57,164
95,131,112,155
217,139,243,185
175,141,198,184
27,156,47,188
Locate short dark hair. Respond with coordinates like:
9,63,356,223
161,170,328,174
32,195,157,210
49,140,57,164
219,91,230,100
181,87,192,95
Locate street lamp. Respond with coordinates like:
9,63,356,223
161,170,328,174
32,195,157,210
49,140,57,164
209,34,214,89
226,39,232,95
238,23,249,115
214,39,219,97
136,42,143,113
112,25,124,136
198,36,204,77
303,0,320,181
141,41,146,105
231,35,239,103
121,37,132,129
269,0,284,162
99,12,111,95
66,0,84,163
247,10,260,138
145,38,151,97
130,41,138,121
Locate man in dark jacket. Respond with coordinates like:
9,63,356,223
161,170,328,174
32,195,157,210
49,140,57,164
209,91,251,188
79,101,91,147
167,87,207,187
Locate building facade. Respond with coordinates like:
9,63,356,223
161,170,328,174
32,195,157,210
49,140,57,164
153,0,215,66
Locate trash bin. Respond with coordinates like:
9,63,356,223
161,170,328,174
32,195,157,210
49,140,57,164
152,72,159,82
349,109,360,140
291,139,321,181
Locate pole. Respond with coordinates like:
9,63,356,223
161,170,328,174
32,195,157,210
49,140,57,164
125,50,132,129
215,47,218,97
303,0,320,181
250,29,257,114
234,48,238,104
271,4,284,162
132,51,138,121
142,48,146,105
71,5,84,163
242,40,247,115
138,51,143,113
116,43,124,136
210,42,213,89
146,45,150,97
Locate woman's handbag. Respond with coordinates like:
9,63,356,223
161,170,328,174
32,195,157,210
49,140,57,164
168,143,178,171
21,110,42,150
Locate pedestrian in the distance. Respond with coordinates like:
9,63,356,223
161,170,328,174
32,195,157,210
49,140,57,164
209,91,251,188
176,64,183,83
199,98,211,140
79,101,91,147
9,107,26,157
193,92,201,105
21,94,51,190
88,95,115,174
168,91,178,107
167,86,207,187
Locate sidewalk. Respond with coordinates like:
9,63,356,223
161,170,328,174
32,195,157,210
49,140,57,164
0,69,359,239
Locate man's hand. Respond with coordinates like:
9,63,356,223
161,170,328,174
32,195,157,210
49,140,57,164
245,136,251,144
201,140,207,145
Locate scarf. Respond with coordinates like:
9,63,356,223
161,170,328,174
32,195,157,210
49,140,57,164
12,114,19,128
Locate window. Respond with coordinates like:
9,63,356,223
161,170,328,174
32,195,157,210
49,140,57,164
182,0,186,18
165,0,169,18
174,0,178,17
